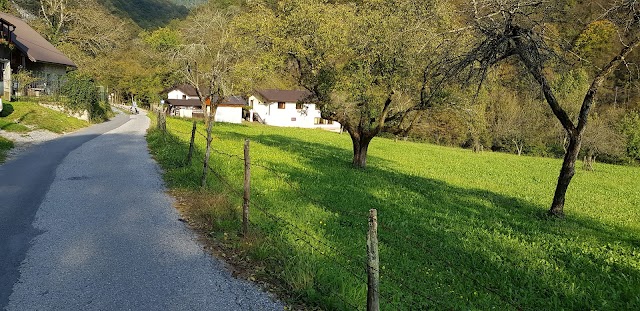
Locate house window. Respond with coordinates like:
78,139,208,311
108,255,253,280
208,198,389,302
314,117,321,125
278,102,286,109
296,102,303,109
291,117,297,121
182,94,187,99
250,99,254,106
327,120,333,125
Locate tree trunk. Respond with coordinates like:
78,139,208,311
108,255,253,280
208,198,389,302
350,131,373,169
583,151,595,171
549,134,582,217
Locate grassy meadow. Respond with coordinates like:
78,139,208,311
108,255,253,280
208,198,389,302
147,116,640,310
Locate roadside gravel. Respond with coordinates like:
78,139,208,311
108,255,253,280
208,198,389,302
0,129,61,161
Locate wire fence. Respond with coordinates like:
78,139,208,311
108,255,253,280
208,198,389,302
153,114,525,311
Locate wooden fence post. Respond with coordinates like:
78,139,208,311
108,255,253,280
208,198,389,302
367,209,380,311
157,110,166,132
187,120,197,165
243,139,251,237
200,117,214,188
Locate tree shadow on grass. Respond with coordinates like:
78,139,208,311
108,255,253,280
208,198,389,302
0,103,14,117
212,130,640,310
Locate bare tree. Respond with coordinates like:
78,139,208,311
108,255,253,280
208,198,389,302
39,0,71,42
457,0,640,217
174,6,240,124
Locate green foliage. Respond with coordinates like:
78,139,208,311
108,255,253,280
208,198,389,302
61,73,111,122
574,20,619,65
0,0,9,12
141,27,182,52
12,70,39,97
148,117,640,310
621,112,640,162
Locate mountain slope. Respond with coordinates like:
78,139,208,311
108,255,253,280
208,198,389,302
168,0,207,7
97,0,189,29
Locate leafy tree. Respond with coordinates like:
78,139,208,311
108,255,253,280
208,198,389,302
141,27,182,52
457,0,640,217
246,0,459,168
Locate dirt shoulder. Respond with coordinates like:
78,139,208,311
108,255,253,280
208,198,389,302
0,129,61,163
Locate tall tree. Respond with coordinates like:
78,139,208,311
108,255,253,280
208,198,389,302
174,5,243,124
457,0,640,217
245,0,459,168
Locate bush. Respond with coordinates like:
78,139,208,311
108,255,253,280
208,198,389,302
60,72,111,122
621,112,640,162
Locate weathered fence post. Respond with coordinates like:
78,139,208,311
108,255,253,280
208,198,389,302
157,110,166,132
200,117,214,188
187,120,197,165
243,139,251,237
367,209,380,311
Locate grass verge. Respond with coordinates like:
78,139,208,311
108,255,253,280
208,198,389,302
0,102,89,133
147,115,640,311
0,136,13,163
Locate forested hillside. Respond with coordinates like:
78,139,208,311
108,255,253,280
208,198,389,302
97,0,189,29
169,0,207,7
13,0,190,29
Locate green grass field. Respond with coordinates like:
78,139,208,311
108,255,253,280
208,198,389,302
147,116,640,310
0,102,88,134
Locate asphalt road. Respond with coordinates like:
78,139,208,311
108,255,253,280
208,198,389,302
0,112,283,310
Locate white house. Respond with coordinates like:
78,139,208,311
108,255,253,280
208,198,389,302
249,89,340,130
163,84,246,124
167,84,200,100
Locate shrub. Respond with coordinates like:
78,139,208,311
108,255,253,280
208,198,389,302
621,112,640,163
60,72,111,122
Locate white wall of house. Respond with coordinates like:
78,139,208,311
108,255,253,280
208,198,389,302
168,90,199,100
216,106,243,124
249,95,341,130
174,105,242,124
177,106,196,118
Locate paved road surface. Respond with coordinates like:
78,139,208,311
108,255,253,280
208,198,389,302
0,112,282,310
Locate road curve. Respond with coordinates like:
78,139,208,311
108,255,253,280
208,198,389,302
3,112,283,310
